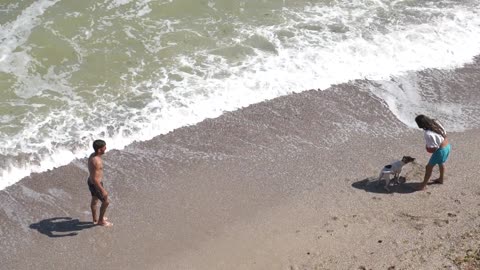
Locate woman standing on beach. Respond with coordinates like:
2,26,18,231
415,115,451,190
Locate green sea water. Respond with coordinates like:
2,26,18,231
1,0,480,188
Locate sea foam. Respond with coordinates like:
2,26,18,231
1,1,480,189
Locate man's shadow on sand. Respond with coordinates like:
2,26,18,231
30,217,96,238
352,177,424,194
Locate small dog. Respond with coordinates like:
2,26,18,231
378,156,415,191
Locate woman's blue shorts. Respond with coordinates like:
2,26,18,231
429,144,451,165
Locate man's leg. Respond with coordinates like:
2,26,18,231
90,197,98,223
97,196,112,226
420,164,434,190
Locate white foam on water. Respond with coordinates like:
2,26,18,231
107,0,152,17
0,0,71,101
1,1,480,189
107,0,134,10
368,72,480,132
0,0,61,70
0,149,85,190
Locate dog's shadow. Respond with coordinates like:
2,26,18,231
353,162,426,194
352,177,423,194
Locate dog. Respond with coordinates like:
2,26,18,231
378,156,415,191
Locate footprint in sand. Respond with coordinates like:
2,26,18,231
413,223,426,231
433,219,449,227
447,213,457,218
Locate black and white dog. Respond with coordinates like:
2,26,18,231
378,156,415,191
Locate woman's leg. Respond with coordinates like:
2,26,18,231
420,164,434,190
437,163,445,184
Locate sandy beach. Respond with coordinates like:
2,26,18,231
2,60,480,270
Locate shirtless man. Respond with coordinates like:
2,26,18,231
88,139,113,227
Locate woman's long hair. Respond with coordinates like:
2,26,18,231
415,115,446,138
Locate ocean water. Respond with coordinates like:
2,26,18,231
1,0,480,189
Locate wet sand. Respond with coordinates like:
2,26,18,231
2,61,480,269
